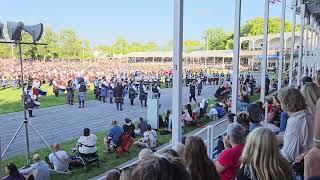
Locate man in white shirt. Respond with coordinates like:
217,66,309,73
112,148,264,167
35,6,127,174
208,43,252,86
49,143,70,172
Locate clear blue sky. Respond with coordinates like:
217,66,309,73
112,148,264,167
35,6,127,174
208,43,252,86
0,0,294,46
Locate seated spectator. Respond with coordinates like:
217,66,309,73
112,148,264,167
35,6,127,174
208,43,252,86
239,92,250,111
172,142,184,157
135,124,158,149
280,111,289,132
128,156,190,180
184,136,220,180
227,113,236,124
123,118,136,138
138,148,154,161
182,105,193,123
20,154,50,180
162,149,180,158
302,76,313,86
237,128,292,180
158,114,166,128
77,128,98,156
137,117,147,137
216,103,225,118
300,82,320,116
4,163,24,180
304,99,320,179
215,123,246,180
192,103,201,116
105,169,121,180
316,71,320,87
277,87,314,163
208,104,218,119
246,103,262,132
104,120,124,152
236,112,250,136
49,143,70,172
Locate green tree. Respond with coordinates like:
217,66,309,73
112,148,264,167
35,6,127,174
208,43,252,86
128,42,145,52
184,40,202,52
37,28,59,59
205,27,230,50
144,42,159,51
58,29,82,60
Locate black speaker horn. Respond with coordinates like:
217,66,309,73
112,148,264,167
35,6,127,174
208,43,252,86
7,21,24,41
23,23,44,42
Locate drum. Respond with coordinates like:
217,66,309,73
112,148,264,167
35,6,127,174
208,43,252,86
59,86,66,93
32,87,40,96
39,89,47,96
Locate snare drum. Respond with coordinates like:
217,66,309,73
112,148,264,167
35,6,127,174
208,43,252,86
59,86,66,93
39,88,47,96
34,101,40,109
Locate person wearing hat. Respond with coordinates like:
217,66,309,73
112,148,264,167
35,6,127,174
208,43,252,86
123,118,136,138
104,120,124,152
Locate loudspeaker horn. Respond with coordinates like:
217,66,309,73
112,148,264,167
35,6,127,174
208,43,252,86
7,21,24,41
23,23,44,42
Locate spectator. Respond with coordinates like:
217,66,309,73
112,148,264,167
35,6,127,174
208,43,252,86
4,163,24,180
123,118,136,138
208,104,218,119
215,123,246,180
227,113,236,124
237,128,292,180
216,103,225,118
277,87,314,163
128,156,190,180
138,148,154,161
236,112,250,136
20,154,50,180
77,128,97,156
302,76,313,86
300,83,320,116
172,142,184,157
105,120,124,152
135,124,158,149
315,71,320,87
182,105,193,124
137,117,147,137
304,99,320,179
192,103,201,116
246,103,262,132
162,149,180,158
49,143,70,172
105,169,121,180
184,136,220,180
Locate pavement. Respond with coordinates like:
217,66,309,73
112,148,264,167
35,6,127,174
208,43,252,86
0,85,218,158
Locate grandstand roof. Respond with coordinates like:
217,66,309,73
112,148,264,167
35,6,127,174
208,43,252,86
186,50,233,58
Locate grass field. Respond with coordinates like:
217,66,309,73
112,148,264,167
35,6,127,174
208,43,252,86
1,99,217,180
0,84,96,114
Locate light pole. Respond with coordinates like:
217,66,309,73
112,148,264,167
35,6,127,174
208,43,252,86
289,0,297,86
278,0,286,90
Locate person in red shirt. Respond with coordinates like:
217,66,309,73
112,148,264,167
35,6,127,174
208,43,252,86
215,123,246,180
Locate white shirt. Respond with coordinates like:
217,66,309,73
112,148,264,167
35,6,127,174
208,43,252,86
77,134,98,154
144,130,158,148
49,150,69,172
281,110,314,162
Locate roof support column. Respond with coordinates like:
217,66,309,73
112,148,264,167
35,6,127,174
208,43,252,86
231,0,242,114
172,0,183,144
289,0,297,87
261,0,270,101
304,16,310,77
297,1,305,87
278,0,286,90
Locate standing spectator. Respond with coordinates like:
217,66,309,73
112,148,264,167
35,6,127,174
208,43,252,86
184,136,220,180
189,81,197,103
215,123,246,180
4,163,24,180
123,118,135,138
265,75,270,95
237,128,292,180
277,87,314,163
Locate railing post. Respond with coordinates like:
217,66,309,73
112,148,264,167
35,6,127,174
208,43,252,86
278,0,286,90
207,126,213,158
264,102,269,127
261,0,270,102
297,1,305,87
289,0,297,87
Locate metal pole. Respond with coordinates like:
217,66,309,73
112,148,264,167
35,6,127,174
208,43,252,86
231,0,241,114
278,0,286,90
172,0,183,144
310,17,314,77
304,16,310,77
260,0,269,101
289,0,297,86
18,42,31,166
1,121,24,158
297,2,305,87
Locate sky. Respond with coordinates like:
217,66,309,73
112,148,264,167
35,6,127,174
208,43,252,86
0,0,295,46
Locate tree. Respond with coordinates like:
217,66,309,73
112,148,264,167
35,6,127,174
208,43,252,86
37,28,59,59
205,27,230,50
58,29,83,60
128,42,145,52
184,40,202,52
144,42,159,51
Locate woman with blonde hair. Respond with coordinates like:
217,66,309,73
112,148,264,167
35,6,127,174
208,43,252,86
184,136,220,180
237,128,292,180
300,82,320,116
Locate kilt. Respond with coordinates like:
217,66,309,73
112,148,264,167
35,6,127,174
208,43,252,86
78,92,86,101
